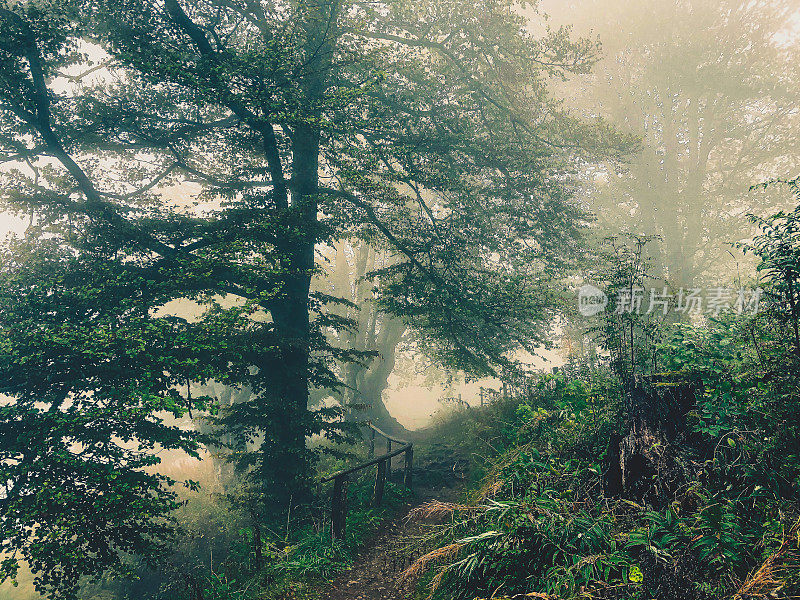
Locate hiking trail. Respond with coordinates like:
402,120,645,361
322,483,460,600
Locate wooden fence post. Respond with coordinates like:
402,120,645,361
373,459,387,507
327,426,413,539
369,427,376,458
403,444,413,488
332,475,347,540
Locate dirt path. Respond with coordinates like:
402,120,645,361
306,427,470,600
322,504,418,600
318,482,461,600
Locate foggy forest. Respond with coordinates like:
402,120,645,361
0,0,800,599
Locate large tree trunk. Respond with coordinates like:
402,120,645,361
357,318,408,436
269,291,313,509
265,132,320,509
342,311,409,436
257,0,340,512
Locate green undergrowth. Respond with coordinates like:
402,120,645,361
193,479,412,600
406,349,800,600
80,447,413,600
412,398,527,491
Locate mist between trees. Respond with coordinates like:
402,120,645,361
0,0,798,599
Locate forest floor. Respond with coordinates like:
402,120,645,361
320,487,457,600
318,459,466,600
321,502,419,600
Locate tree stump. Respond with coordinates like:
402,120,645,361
603,376,701,505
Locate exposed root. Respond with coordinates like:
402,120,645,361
617,419,692,504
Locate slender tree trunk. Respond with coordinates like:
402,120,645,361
253,521,263,570
359,319,408,436
785,271,800,360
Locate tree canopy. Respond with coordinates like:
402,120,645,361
0,0,625,596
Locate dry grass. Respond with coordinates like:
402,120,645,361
399,542,462,584
477,476,504,500
731,517,800,600
406,500,473,522
473,441,539,501
473,593,560,600
572,554,601,571
400,542,561,600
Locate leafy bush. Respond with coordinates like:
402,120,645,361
407,324,800,599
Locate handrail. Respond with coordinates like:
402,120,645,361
367,423,410,445
322,422,414,540
320,443,410,482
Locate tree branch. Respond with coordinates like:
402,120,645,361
163,0,289,209
319,184,443,287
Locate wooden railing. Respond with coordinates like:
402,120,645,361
321,423,413,540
